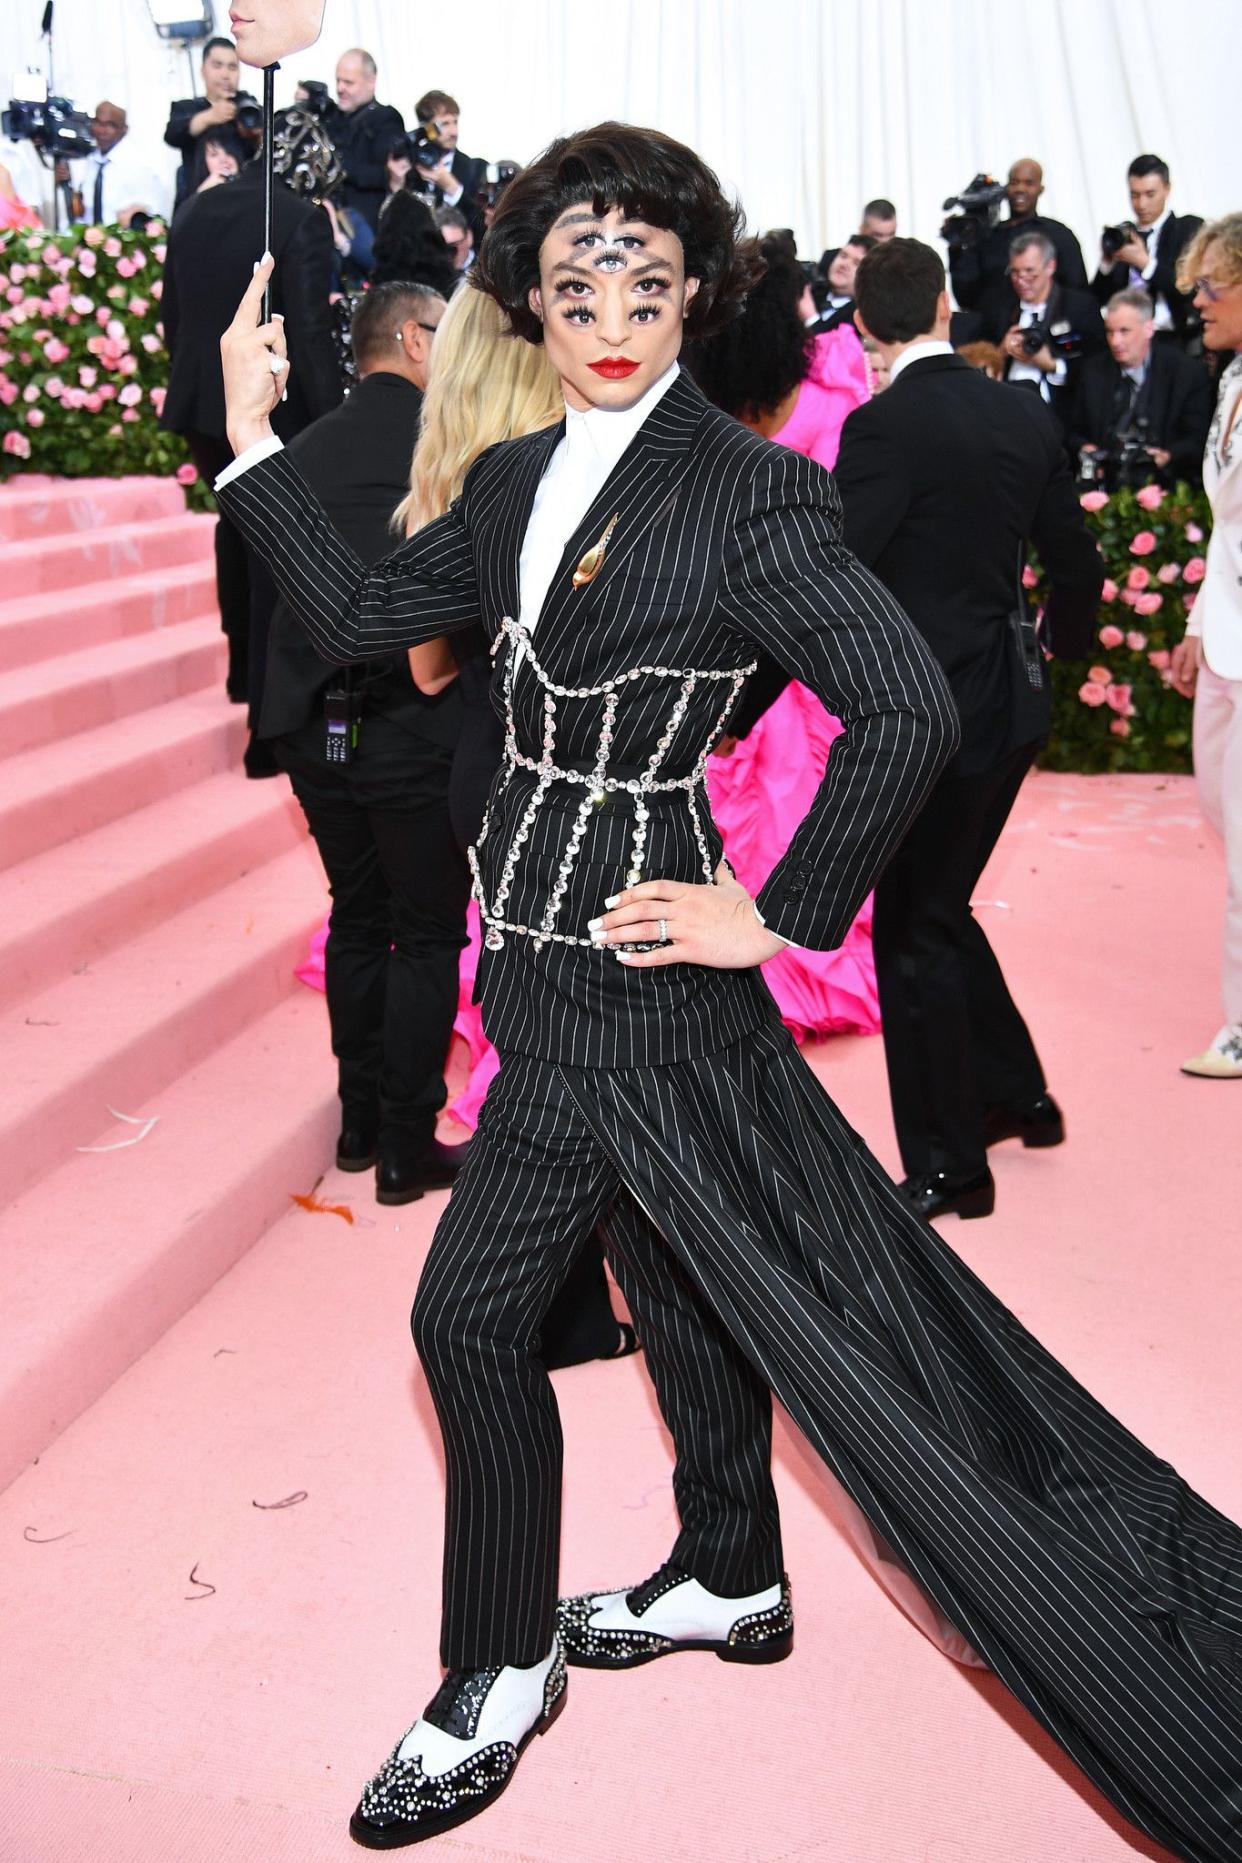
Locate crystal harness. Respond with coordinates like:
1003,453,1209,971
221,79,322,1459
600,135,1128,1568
468,616,757,953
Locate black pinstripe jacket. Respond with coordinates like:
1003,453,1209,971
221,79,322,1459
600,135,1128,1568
218,367,959,1067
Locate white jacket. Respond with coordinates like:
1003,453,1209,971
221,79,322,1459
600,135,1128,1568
1191,356,1242,680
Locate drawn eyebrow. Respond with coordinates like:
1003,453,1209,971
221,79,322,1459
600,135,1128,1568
552,210,646,230
551,261,595,278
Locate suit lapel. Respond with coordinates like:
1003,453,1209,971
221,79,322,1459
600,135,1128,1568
534,368,706,651
493,420,562,621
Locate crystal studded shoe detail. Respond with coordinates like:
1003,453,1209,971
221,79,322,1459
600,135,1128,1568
349,1641,567,1849
556,1562,793,1670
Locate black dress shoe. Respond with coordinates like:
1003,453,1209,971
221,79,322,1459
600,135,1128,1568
982,1093,1065,1149
376,1138,470,1206
336,1127,378,1173
899,1168,995,1221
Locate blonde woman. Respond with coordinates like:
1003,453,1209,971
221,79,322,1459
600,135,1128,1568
407,280,636,1370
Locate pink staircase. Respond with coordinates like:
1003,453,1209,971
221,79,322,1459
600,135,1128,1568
0,476,337,1494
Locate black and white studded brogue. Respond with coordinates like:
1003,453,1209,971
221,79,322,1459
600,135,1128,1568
556,1561,793,1670
348,1641,567,1849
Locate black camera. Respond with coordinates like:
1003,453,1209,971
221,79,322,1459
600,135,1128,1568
231,90,263,134
479,160,519,211
2,93,94,160
940,173,1007,252
1101,220,1142,263
1019,316,1084,361
1078,416,1154,492
294,79,331,119
396,123,446,169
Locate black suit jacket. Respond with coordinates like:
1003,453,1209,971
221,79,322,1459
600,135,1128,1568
411,145,486,247
1068,343,1214,484
951,212,1088,313
164,96,221,205
323,99,407,230
1091,210,1203,342
982,282,1107,430
260,371,463,751
161,167,341,443
833,352,1104,774
218,367,960,1067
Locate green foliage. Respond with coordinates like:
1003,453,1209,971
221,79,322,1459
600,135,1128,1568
0,221,214,511
1032,482,1209,773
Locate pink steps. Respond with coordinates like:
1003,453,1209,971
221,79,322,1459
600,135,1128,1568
0,476,335,1496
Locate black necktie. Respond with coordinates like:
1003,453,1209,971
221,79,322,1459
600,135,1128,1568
92,157,107,224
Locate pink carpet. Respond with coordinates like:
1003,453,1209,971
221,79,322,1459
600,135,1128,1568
2,758,1239,1862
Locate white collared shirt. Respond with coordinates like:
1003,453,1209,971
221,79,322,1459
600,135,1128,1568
516,362,679,633
1008,299,1067,401
887,338,955,384
74,140,167,224
1133,207,1174,331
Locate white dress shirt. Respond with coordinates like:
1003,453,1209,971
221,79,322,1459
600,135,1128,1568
74,139,167,224
888,338,955,384
1008,299,1068,401
1132,207,1174,332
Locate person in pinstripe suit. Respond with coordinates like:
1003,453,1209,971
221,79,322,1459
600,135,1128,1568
215,125,1242,1863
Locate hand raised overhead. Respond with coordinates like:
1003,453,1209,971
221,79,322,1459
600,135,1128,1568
219,250,289,456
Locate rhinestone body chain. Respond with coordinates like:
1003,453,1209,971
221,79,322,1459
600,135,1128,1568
468,617,756,953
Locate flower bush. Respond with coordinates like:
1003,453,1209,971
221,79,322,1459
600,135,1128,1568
1033,481,1210,774
0,221,212,510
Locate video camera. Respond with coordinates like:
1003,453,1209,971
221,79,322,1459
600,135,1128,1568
3,75,93,162
1077,416,1154,492
940,173,1007,252
1101,220,1142,263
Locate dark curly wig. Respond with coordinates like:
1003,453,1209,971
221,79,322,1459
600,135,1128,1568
473,120,763,345
684,236,813,421
371,189,458,298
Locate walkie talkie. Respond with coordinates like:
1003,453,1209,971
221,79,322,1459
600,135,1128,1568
324,682,362,764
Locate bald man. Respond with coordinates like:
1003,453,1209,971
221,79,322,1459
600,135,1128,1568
950,156,1087,317
322,48,405,232
71,100,167,224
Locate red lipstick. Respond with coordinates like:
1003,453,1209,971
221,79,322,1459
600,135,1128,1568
588,358,640,379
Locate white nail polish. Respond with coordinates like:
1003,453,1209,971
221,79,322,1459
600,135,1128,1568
605,894,622,909
587,917,604,933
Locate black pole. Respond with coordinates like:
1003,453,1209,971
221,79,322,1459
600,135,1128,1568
261,62,278,321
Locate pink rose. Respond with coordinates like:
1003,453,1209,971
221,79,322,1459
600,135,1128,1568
7,263,26,283
84,334,106,356
47,282,71,313
0,381,18,406
1126,566,1150,591
153,243,167,263
1098,624,1124,649
22,383,40,403
176,462,198,485
128,295,149,318
105,318,127,342
1134,592,1163,616
1100,577,1118,603
104,238,124,261
44,376,64,397
117,382,143,407
95,306,111,327
5,285,23,305
1079,680,1108,708
1110,718,1131,738
1130,531,1157,556
1106,683,1136,716
3,430,31,458
107,423,123,437
77,251,97,278
141,332,161,354
1021,564,1038,589
98,383,117,400
84,392,103,412
1126,630,1148,651
1089,665,1112,684
121,408,140,423
1135,484,1165,511
1157,561,1181,584
43,336,70,365
106,285,124,302
1184,557,1206,584
150,279,163,301
71,293,93,315
117,353,139,376
26,406,45,428
129,248,147,270
149,385,166,416
1148,649,1171,670
82,226,105,248
1185,592,1197,612
1185,522,1203,543
78,365,97,388
62,386,87,409
1080,489,1109,512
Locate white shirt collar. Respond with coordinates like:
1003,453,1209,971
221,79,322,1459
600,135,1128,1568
888,339,955,384
1142,206,1171,245
562,362,680,470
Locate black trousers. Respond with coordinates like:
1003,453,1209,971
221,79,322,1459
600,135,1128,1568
872,739,1046,1178
183,432,250,701
273,714,470,1151
413,1023,1242,1863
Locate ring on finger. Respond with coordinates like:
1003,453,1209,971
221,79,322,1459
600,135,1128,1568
658,917,670,943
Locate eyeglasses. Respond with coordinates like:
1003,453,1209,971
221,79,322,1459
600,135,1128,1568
1007,267,1048,282
1191,277,1230,302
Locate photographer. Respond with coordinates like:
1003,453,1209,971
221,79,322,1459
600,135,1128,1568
1091,154,1203,345
860,197,897,241
1070,287,1212,490
812,232,875,333
408,88,486,248
165,36,248,207
322,48,405,232
435,204,474,274
983,230,1105,430
949,158,1087,316
66,100,166,225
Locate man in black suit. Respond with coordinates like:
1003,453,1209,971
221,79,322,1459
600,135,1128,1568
322,48,405,232
410,88,486,248
258,281,472,1201
160,137,341,714
164,35,245,207
837,237,1104,1219
812,230,874,332
982,229,1106,433
1070,287,1213,489
1091,154,1203,347
950,157,1088,317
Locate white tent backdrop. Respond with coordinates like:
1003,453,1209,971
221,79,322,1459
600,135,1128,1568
1,0,1236,263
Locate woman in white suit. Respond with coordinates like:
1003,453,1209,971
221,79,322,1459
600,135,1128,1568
1173,214,1242,1078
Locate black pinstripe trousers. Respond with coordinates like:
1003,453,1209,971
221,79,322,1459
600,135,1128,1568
412,1023,1242,1863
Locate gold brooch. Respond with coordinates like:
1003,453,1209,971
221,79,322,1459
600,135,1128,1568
572,512,621,588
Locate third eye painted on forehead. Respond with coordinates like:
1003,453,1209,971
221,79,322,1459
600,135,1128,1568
547,211,677,327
